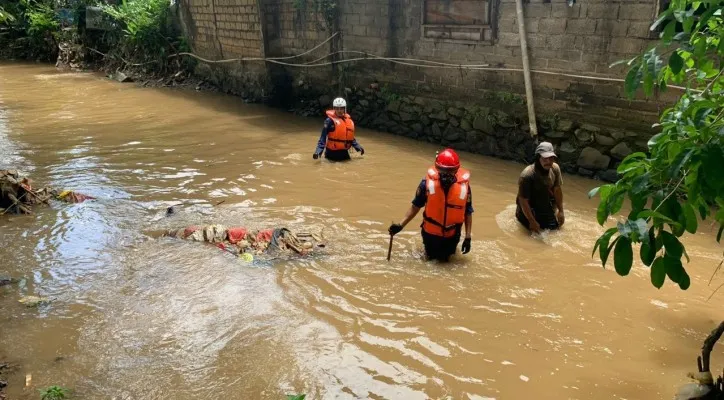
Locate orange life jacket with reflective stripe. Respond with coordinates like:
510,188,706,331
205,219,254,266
325,109,355,150
422,166,470,238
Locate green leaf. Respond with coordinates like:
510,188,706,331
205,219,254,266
614,236,633,276
668,51,684,74
631,173,651,194
664,255,684,283
682,202,698,234
629,194,648,219
640,229,657,266
624,64,642,99
682,15,694,33
678,269,691,290
668,148,695,179
647,132,665,148
602,237,620,268
651,256,666,288
593,227,618,258
609,58,636,68
608,192,626,216
694,36,707,58
662,20,676,42
588,187,600,199
638,210,676,224
617,218,649,241
596,199,609,225
650,13,669,32
661,231,683,259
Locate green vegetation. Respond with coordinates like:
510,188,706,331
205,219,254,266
590,0,724,291
0,0,189,73
0,0,66,60
100,0,180,70
286,395,306,400
39,385,69,400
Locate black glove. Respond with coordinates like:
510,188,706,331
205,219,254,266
313,152,320,160
388,223,403,236
461,238,471,254
358,147,365,155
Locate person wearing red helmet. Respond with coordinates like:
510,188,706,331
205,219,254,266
388,148,473,261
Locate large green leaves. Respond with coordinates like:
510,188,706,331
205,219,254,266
651,257,667,288
593,0,724,291
614,237,634,276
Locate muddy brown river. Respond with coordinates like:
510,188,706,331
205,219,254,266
0,62,722,400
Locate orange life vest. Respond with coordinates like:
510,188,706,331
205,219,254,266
421,167,471,238
325,109,355,150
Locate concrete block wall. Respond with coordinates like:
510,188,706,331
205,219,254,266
182,0,681,134
178,0,267,97
331,0,677,131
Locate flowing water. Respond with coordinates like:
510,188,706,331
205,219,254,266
0,62,722,400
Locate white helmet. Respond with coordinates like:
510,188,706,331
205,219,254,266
332,97,347,108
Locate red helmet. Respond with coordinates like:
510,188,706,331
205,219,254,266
435,148,460,171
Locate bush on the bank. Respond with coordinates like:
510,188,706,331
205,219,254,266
1,0,188,73
0,0,61,60
101,0,180,71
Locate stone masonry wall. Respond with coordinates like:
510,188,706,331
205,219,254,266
181,0,679,180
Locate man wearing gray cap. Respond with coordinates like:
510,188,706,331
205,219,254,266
515,142,565,233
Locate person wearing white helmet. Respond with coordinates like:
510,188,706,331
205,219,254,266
313,97,365,161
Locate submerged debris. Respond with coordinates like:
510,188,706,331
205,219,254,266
675,321,724,399
0,170,95,215
158,224,326,257
18,295,50,307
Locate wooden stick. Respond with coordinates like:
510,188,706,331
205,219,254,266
387,234,393,261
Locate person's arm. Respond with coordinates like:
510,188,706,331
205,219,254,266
351,138,364,154
517,176,541,233
390,180,426,235
400,204,421,228
314,119,332,157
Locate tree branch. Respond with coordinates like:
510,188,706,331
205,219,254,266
701,321,724,372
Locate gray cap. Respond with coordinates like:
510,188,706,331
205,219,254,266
535,141,557,158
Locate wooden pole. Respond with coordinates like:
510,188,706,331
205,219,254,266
515,0,538,137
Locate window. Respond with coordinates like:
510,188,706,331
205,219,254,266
422,0,496,43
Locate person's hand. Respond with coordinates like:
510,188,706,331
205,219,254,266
557,209,565,226
530,220,541,234
313,152,320,160
461,238,471,254
358,147,365,155
388,223,403,236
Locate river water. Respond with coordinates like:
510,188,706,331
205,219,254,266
0,62,722,400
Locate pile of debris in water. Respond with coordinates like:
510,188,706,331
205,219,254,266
0,170,95,215
159,224,326,257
